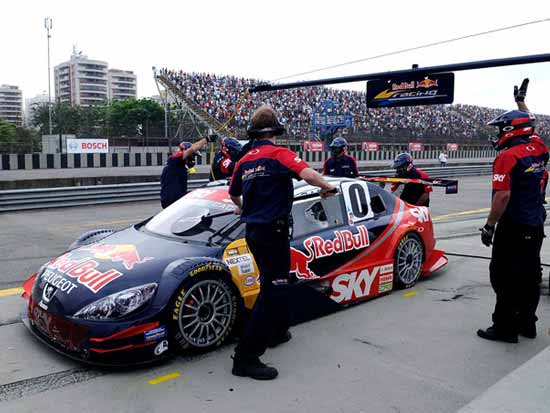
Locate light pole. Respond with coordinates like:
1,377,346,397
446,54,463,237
44,17,53,138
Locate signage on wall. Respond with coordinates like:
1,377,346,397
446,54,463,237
66,139,109,154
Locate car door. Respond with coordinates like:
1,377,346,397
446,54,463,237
289,183,371,282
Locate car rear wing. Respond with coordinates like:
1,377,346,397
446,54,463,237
361,176,458,194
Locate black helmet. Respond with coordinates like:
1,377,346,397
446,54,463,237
487,110,535,150
221,137,242,161
330,137,348,157
392,153,413,176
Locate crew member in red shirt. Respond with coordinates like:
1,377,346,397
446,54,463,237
478,79,549,343
390,153,432,206
229,105,335,380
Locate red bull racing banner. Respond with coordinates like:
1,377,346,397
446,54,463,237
366,72,454,108
408,142,424,152
362,142,379,152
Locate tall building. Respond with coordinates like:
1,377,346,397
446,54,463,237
54,50,109,106
108,69,137,101
25,93,49,126
0,84,23,127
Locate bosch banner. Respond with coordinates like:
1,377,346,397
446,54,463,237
366,72,454,108
362,142,379,152
66,138,109,154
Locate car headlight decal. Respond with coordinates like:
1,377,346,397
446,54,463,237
73,283,157,320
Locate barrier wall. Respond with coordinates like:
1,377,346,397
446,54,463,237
0,150,495,171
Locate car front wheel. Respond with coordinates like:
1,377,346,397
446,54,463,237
169,275,239,353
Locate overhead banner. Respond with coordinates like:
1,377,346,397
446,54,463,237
446,143,459,151
67,139,109,154
408,142,424,152
366,72,454,108
303,141,325,152
362,142,379,152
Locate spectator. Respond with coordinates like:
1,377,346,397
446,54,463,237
159,69,550,144
438,151,448,167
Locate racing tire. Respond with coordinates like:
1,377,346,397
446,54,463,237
394,232,424,289
169,274,239,353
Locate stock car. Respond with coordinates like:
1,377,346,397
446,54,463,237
21,177,449,366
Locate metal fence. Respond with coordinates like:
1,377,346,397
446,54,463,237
0,164,492,213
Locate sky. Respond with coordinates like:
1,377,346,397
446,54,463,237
2,0,550,114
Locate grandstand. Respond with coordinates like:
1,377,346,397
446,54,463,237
158,69,550,145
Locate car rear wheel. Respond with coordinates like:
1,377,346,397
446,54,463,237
169,275,239,352
394,232,424,288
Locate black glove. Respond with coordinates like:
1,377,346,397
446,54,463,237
514,78,529,102
205,134,218,143
480,223,495,247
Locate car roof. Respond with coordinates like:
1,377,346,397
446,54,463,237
207,176,369,198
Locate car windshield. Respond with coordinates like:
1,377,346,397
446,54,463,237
145,188,240,244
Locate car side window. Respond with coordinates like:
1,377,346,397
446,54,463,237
291,195,345,238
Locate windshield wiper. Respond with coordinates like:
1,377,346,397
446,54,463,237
207,215,241,246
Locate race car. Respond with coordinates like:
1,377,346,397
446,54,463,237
21,177,447,366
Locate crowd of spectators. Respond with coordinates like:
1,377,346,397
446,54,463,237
160,69,550,144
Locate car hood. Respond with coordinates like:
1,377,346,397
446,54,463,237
31,226,220,315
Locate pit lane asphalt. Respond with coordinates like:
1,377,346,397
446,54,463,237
1,174,549,412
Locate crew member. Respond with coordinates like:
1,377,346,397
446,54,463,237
323,137,359,177
229,105,336,380
391,153,432,206
160,136,215,208
210,137,242,181
478,78,548,343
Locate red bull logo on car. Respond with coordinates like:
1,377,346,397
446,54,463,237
290,226,369,280
45,244,153,293
46,253,123,293
83,244,153,270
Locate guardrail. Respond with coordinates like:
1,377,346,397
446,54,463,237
0,164,492,213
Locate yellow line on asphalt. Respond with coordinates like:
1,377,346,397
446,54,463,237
432,208,490,221
148,372,181,385
0,287,24,298
402,291,417,297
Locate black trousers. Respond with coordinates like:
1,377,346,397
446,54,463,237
489,221,544,334
234,219,291,361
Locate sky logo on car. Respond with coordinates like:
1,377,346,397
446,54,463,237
83,244,153,270
290,226,370,280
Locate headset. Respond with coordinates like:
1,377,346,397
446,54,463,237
246,122,286,139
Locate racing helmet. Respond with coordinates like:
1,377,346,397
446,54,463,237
392,153,413,176
247,105,286,139
487,110,535,150
330,137,348,157
221,137,242,161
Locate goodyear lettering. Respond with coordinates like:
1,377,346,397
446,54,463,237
189,264,223,277
172,289,185,320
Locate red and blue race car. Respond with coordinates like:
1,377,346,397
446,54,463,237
22,177,448,365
